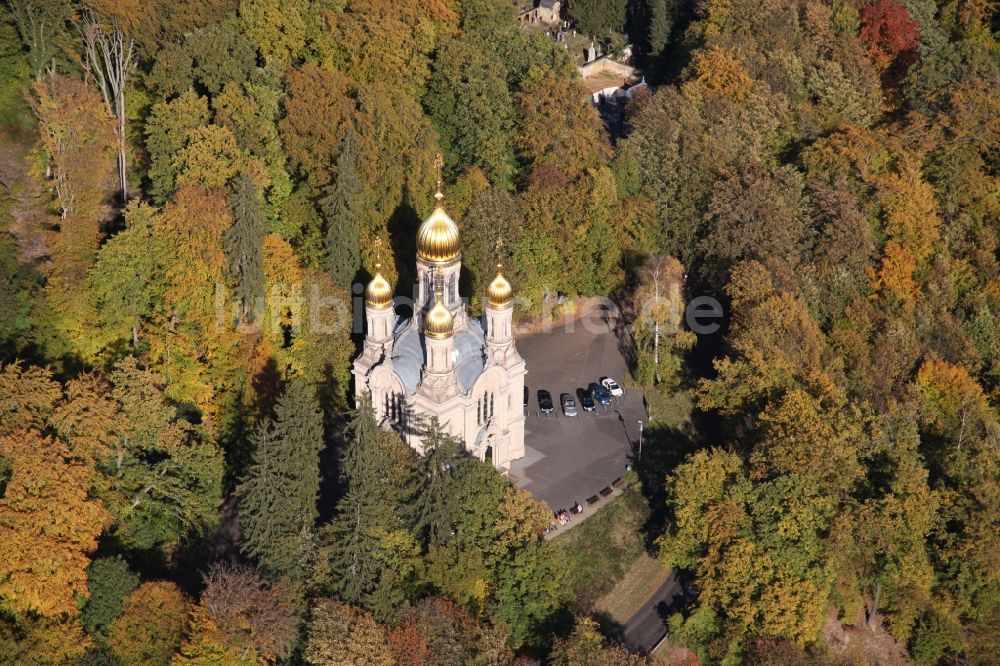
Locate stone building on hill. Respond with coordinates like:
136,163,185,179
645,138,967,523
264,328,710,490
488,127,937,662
518,0,561,26
352,188,527,471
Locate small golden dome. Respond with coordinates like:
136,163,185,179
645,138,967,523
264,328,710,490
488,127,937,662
424,290,454,339
486,265,513,309
417,193,461,263
365,265,393,309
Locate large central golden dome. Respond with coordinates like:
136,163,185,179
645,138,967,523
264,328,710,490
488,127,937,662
417,191,460,263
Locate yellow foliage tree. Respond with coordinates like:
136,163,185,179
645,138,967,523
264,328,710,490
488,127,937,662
869,240,918,304
685,45,754,103
753,389,864,492
144,187,243,413
49,372,126,465
0,615,91,665
0,362,61,435
170,606,254,666
914,357,988,432
30,71,116,353
175,125,245,192
878,162,941,265
0,430,108,618
304,598,394,666
698,261,832,414
488,486,550,560
107,581,192,666
328,0,457,96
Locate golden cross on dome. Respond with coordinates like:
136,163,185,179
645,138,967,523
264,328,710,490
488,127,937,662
495,236,505,270
373,236,383,269
433,153,444,201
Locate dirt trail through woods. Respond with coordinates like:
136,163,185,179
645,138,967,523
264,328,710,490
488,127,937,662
0,131,49,264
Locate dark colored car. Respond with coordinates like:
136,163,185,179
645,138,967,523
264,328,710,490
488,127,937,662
576,387,596,412
537,389,554,414
589,382,612,406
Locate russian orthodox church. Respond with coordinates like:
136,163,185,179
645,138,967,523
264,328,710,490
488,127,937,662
352,188,526,471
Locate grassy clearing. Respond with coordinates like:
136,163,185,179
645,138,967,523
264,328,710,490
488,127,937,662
646,388,693,429
593,552,670,623
552,490,651,612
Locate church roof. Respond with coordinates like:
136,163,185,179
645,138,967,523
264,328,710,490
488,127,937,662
390,317,487,394
391,319,423,393
454,318,487,391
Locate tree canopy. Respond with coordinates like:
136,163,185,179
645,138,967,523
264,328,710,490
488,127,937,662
1,0,999,662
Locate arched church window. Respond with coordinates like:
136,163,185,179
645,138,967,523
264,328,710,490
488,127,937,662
448,274,457,305
489,393,494,419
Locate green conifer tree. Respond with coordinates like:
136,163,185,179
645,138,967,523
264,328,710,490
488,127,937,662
319,128,364,290
81,556,139,636
647,0,674,60
323,394,417,620
224,171,266,323
237,378,324,579
412,417,463,546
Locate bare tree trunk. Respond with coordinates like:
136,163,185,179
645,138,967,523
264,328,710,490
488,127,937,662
80,13,134,204
644,256,666,384
7,0,54,75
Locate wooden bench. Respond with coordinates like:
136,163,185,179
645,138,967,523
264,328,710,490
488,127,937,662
586,494,601,506
612,477,624,490
600,486,613,497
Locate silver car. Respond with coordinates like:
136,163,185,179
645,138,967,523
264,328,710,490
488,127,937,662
560,393,578,417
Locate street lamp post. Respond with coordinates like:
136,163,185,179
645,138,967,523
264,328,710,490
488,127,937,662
637,420,643,461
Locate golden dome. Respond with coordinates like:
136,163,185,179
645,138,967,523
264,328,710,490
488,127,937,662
424,289,454,339
486,265,513,309
365,265,393,309
417,192,461,263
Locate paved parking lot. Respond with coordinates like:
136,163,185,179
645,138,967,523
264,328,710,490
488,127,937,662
509,314,647,512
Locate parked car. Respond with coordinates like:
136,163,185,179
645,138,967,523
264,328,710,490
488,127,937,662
537,389,554,414
560,393,578,417
576,387,596,412
600,377,624,397
589,382,612,406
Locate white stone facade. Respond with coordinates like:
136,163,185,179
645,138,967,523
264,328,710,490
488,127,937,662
352,200,526,471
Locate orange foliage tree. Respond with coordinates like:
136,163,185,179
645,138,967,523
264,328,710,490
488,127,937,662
0,430,109,618
278,63,355,188
686,45,754,103
106,581,191,666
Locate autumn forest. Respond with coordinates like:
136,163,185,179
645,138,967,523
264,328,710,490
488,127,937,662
0,0,998,664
